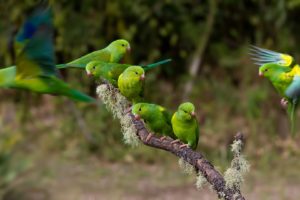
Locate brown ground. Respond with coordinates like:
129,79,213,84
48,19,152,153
2,155,300,200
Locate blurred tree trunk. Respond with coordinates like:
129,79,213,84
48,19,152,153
182,0,217,100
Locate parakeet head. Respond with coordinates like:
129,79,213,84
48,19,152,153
177,102,196,121
123,66,145,81
86,61,102,77
259,63,289,78
107,39,131,55
132,103,146,120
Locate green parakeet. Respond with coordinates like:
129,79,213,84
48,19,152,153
132,103,176,141
85,59,172,86
118,66,145,104
171,102,199,150
258,63,300,135
5,6,94,102
56,39,131,69
250,46,300,134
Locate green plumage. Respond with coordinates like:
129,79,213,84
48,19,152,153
118,66,145,104
85,59,172,86
171,102,199,150
56,39,130,69
132,103,176,139
259,63,299,135
3,7,94,102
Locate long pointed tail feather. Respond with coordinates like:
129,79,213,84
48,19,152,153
142,58,172,71
56,63,87,69
66,89,96,103
288,101,297,137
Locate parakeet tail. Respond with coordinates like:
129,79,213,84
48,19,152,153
288,101,297,137
56,63,86,69
142,58,172,71
66,89,96,103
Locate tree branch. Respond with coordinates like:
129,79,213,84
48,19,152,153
130,114,245,200
97,84,246,200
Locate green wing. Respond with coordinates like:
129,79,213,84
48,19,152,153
58,49,112,69
15,7,57,79
0,66,17,87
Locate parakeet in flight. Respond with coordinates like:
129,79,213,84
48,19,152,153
56,39,131,69
4,6,94,102
118,66,145,104
85,59,172,86
171,102,199,150
132,103,176,141
250,46,300,135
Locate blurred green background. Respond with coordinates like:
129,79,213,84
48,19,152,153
1,0,300,199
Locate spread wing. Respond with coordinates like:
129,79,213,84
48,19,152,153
249,45,294,67
15,7,57,79
286,75,300,101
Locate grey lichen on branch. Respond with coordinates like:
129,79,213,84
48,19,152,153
96,83,247,200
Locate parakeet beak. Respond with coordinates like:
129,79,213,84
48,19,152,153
127,45,131,52
134,114,141,120
191,111,196,117
86,71,92,77
140,73,145,81
258,71,263,77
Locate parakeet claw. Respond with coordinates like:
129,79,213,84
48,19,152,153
280,98,288,108
170,139,180,145
159,136,167,141
146,133,154,142
125,106,133,114
179,144,189,149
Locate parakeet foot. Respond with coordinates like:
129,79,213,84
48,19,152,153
146,133,154,142
125,106,133,114
280,98,288,108
170,139,180,145
179,144,189,149
159,136,167,142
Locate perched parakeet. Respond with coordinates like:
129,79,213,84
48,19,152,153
171,102,199,150
132,103,176,141
250,45,300,134
85,59,172,86
118,66,145,104
4,6,94,102
56,39,131,69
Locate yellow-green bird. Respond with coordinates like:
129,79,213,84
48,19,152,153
5,6,94,102
250,45,300,135
85,59,172,86
118,66,145,104
132,103,176,141
171,102,199,150
57,39,131,69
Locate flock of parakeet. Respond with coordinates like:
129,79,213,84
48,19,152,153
0,6,200,150
1,5,299,153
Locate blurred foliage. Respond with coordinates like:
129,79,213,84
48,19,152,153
2,0,300,195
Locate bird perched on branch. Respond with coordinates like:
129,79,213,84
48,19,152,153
132,103,176,141
1,6,94,102
56,39,131,69
250,46,300,135
118,66,145,104
171,102,199,150
85,59,172,86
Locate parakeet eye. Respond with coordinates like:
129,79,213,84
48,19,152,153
121,44,125,47
92,66,96,70
264,69,268,72
139,108,141,111
135,72,138,75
